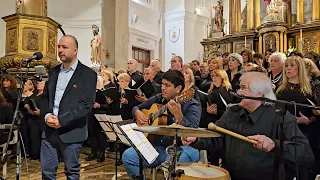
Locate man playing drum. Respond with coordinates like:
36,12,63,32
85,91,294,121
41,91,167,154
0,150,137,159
191,72,314,180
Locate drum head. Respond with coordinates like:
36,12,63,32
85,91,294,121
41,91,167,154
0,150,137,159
176,163,229,180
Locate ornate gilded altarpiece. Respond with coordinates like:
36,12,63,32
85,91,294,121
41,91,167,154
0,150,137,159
289,24,320,55
0,13,60,73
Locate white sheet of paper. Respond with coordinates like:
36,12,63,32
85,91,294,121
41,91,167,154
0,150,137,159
120,123,159,164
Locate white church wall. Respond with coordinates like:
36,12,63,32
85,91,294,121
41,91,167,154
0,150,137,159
49,0,101,67
164,11,185,71
164,1,209,70
128,0,161,65
0,0,15,58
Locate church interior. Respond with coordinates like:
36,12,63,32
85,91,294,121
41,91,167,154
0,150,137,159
0,0,320,179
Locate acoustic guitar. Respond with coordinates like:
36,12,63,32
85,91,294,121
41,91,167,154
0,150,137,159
138,88,195,137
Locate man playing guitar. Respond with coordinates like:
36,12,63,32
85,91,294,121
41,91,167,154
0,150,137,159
122,70,201,179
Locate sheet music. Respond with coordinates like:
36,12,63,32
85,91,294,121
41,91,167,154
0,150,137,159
94,114,130,146
109,116,131,146
120,123,159,164
94,114,117,141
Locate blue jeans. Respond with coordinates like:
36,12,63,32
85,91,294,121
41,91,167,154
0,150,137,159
40,139,82,180
122,146,199,179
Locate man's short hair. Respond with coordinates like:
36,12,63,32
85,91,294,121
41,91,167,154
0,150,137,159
63,35,78,49
191,60,200,65
175,56,183,64
162,70,185,92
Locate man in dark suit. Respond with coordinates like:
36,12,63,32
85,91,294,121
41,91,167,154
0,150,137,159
127,59,144,89
150,60,163,85
40,35,97,179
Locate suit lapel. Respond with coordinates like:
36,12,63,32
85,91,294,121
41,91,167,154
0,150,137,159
61,62,83,100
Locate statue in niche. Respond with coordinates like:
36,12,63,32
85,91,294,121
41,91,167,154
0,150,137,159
90,24,102,64
265,34,276,51
214,1,223,30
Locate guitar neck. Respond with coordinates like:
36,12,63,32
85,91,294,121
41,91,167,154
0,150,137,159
152,104,168,120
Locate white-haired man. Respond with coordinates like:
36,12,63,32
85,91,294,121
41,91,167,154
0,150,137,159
127,59,144,89
150,60,163,84
190,72,314,180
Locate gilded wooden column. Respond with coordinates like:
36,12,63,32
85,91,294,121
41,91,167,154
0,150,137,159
297,0,304,24
16,0,47,16
259,35,263,53
247,0,254,30
284,32,287,51
235,0,241,32
287,1,292,26
280,32,284,52
229,0,235,34
312,0,320,21
254,0,261,28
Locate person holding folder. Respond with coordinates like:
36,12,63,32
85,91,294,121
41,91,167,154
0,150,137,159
135,67,161,103
117,73,137,120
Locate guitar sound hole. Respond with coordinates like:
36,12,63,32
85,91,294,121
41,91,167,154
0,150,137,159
148,114,154,125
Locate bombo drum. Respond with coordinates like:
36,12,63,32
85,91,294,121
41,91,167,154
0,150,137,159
175,163,230,180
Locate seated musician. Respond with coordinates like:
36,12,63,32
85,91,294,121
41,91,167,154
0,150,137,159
192,72,314,180
122,70,201,179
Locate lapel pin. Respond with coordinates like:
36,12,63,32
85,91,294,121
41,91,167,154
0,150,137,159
73,84,77,88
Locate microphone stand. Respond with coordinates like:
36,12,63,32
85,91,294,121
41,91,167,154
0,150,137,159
230,92,320,180
1,60,32,180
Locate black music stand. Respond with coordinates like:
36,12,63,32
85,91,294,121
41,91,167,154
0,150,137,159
94,114,130,180
116,121,159,180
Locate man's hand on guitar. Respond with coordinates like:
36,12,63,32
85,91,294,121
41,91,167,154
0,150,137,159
167,100,183,124
181,137,197,146
135,110,148,125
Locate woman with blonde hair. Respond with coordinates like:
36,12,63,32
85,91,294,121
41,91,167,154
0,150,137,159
276,56,318,179
100,70,115,88
208,57,223,73
205,69,232,126
117,73,137,120
181,67,200,103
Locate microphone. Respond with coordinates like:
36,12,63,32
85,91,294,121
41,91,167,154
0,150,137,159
29,74,49,81
229,91,262,101
229,91,275,106
25,52,43,63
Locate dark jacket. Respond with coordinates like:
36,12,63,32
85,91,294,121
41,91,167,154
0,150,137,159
40,61,97,143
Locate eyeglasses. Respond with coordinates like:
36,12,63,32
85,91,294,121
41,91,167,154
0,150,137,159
237,85,250,92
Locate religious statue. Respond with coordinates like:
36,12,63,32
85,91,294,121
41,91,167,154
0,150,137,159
90,24,102,64
214,1,223,30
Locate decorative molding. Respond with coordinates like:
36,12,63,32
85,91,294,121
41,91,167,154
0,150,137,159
51,16,101,28
137,38,149,43
129,27,161,41
164,9,208,24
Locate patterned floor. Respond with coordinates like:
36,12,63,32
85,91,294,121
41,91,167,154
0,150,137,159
0,151,163,180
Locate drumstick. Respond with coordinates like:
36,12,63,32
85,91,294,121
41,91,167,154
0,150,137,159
208,123,258,144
